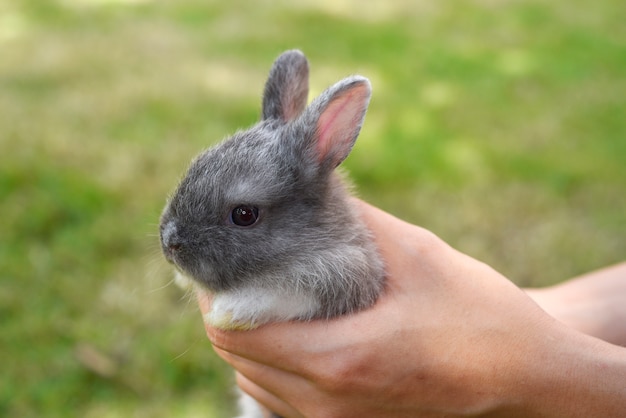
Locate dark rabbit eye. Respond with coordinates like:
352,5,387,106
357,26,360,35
230,205,259,227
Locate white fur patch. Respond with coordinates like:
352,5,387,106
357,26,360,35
174,270,193,290
236,389,266,418
205,286,320,330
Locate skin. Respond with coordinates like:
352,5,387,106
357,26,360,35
525,263,626,347
200,200,626,418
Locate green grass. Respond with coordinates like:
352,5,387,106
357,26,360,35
1,0,625,416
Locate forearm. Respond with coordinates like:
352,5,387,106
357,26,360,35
525,262,626,346
501,324,626,417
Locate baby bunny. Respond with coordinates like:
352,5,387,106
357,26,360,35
159,50,385,416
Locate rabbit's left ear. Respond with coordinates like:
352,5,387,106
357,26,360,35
261,50,310,123
302,76,371,169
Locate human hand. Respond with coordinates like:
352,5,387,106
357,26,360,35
200,200,626,418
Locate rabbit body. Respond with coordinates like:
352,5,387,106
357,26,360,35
160,50,385,416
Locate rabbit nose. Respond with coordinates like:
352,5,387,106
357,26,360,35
160,221,182,256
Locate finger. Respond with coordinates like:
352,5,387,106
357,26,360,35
206,309,386,375
214,346,311,397
236,372,305,418
214,347,320,415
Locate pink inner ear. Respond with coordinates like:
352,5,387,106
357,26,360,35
316,87,368,166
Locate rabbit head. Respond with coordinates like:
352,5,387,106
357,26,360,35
159,50,384,329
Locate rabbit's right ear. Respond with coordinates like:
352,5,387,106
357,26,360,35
261,50,310,123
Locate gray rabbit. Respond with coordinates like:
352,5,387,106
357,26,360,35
160,50,385,417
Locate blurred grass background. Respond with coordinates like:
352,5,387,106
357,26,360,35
1,0,624,416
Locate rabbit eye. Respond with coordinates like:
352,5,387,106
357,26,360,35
230,205,259,227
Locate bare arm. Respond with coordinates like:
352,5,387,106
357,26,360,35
203,200,626,417
525,262,626,347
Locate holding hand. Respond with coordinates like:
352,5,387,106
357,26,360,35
201,200,626,418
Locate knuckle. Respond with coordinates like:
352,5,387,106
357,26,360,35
313,352,368,395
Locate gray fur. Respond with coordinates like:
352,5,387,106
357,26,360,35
262,49,309,122
160,48,385,418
